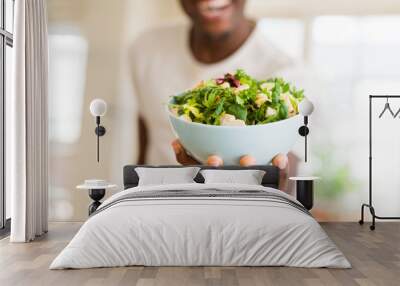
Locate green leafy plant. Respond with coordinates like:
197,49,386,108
314,148,360,200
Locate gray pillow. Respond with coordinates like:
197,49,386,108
200,169,266,185
135,167,201,186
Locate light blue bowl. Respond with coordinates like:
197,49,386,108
168,107,302,165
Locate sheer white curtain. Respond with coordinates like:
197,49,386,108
9,0,48,242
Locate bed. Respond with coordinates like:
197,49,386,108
50,165,350,269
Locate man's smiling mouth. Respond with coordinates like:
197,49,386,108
197,0,233,19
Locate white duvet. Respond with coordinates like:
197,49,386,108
50,183,350,269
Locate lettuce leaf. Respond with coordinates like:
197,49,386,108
169,69,304,126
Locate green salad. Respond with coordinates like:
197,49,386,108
169,69,304,126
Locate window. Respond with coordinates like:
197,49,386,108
310,15,400,218
0,0,14,234
48,26,88,145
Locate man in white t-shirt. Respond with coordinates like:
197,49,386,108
130,0,298,185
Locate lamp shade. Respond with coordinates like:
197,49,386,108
299,98,314,116
90,99,107,117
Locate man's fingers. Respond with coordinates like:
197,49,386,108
272,153,288,170
173,141,288,169
239,155,256,166
172,139,199,165
207,155,224,166
171,139,183,155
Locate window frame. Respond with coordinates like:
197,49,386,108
0,0,13,235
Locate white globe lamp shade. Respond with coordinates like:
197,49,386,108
90,99,107,117
299,98,314,116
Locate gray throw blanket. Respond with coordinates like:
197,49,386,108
91,189,310,217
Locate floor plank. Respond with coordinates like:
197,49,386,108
0,222,399,286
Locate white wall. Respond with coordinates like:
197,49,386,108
47,0,186,221
48,0,125,220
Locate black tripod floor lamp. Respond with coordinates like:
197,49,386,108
359,95,400,230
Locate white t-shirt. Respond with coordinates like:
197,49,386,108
130,20,306,165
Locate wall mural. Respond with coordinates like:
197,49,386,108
47,0,400,222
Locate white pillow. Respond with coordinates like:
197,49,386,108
135,167,200,186
200,169,266,185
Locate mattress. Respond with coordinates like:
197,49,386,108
50,183,350,269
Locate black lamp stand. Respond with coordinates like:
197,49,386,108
94,116,106,162
88,188,105,215
296,180,314,210
298,116,310,162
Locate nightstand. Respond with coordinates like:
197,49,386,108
77,181,117,215
289,177,319,210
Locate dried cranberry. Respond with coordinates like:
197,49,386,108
224,73,240,87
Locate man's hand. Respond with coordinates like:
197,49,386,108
172,139,289,169
271,153,288,170
171,139,200,165
271,153,289,191
172,139,289,191
172,140,224,166
240,153,288,191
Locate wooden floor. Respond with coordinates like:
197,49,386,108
0,222,399,286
